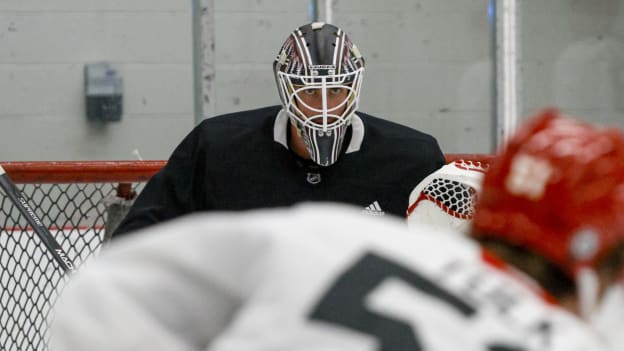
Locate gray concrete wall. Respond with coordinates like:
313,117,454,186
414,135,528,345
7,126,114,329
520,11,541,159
0,1,622,161
0,1,194,161
522,0,624,129
334,1,494,153
212,1,308,114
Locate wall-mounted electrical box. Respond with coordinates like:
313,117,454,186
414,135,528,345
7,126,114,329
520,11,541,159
84,62,123,122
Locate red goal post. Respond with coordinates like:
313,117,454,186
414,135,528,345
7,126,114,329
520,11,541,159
2,154,494,183
2,160,164,183
0,155,492,351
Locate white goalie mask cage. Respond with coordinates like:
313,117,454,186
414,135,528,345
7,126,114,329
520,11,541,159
274,22,365,166
407,160,489,234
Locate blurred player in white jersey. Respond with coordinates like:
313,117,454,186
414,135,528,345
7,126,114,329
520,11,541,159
50,109,624,351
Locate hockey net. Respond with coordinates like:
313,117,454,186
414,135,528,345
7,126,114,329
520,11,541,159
419,159,490,220
0,161,163,351
0,155,492,351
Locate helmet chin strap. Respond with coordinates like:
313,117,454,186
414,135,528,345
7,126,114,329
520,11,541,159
576,267,599,320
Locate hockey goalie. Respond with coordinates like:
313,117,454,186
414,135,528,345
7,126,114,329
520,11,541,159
51,110,624,351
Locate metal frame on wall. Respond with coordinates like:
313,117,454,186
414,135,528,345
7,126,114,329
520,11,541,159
192,0,215,124
494,0,521,148
309,0,333,23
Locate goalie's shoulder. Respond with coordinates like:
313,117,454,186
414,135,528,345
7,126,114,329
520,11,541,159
179,105,281,152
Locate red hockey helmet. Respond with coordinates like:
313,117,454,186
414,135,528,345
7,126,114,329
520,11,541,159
472,109,624,278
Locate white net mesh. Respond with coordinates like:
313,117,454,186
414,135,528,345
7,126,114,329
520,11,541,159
0,161,157,351
419,177,478,220
407,160,489,233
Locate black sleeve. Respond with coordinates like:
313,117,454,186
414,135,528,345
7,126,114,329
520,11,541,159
411,135,446,179
430,138,446,170
398,136,446,214
112,125,210,237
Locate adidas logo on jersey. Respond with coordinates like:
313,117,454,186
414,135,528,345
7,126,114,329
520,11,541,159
363,201,385,216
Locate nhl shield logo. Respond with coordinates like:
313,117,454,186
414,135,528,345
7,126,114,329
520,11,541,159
307,172,322,185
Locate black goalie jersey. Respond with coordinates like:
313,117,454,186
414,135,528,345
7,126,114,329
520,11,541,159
112,106,445,236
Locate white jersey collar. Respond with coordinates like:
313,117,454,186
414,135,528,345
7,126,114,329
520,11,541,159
273,109,364,154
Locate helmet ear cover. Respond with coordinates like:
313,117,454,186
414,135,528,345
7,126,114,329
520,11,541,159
472,108,624,280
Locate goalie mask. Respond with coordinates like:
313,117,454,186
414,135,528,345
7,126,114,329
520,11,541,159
274,22,365,166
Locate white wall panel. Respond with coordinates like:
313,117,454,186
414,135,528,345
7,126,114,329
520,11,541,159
0,1,187,12
0,114,191,161
214,12,307,64
0,12,191,63
0,2,194,161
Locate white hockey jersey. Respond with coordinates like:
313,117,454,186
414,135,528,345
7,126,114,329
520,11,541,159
50,204,611,351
